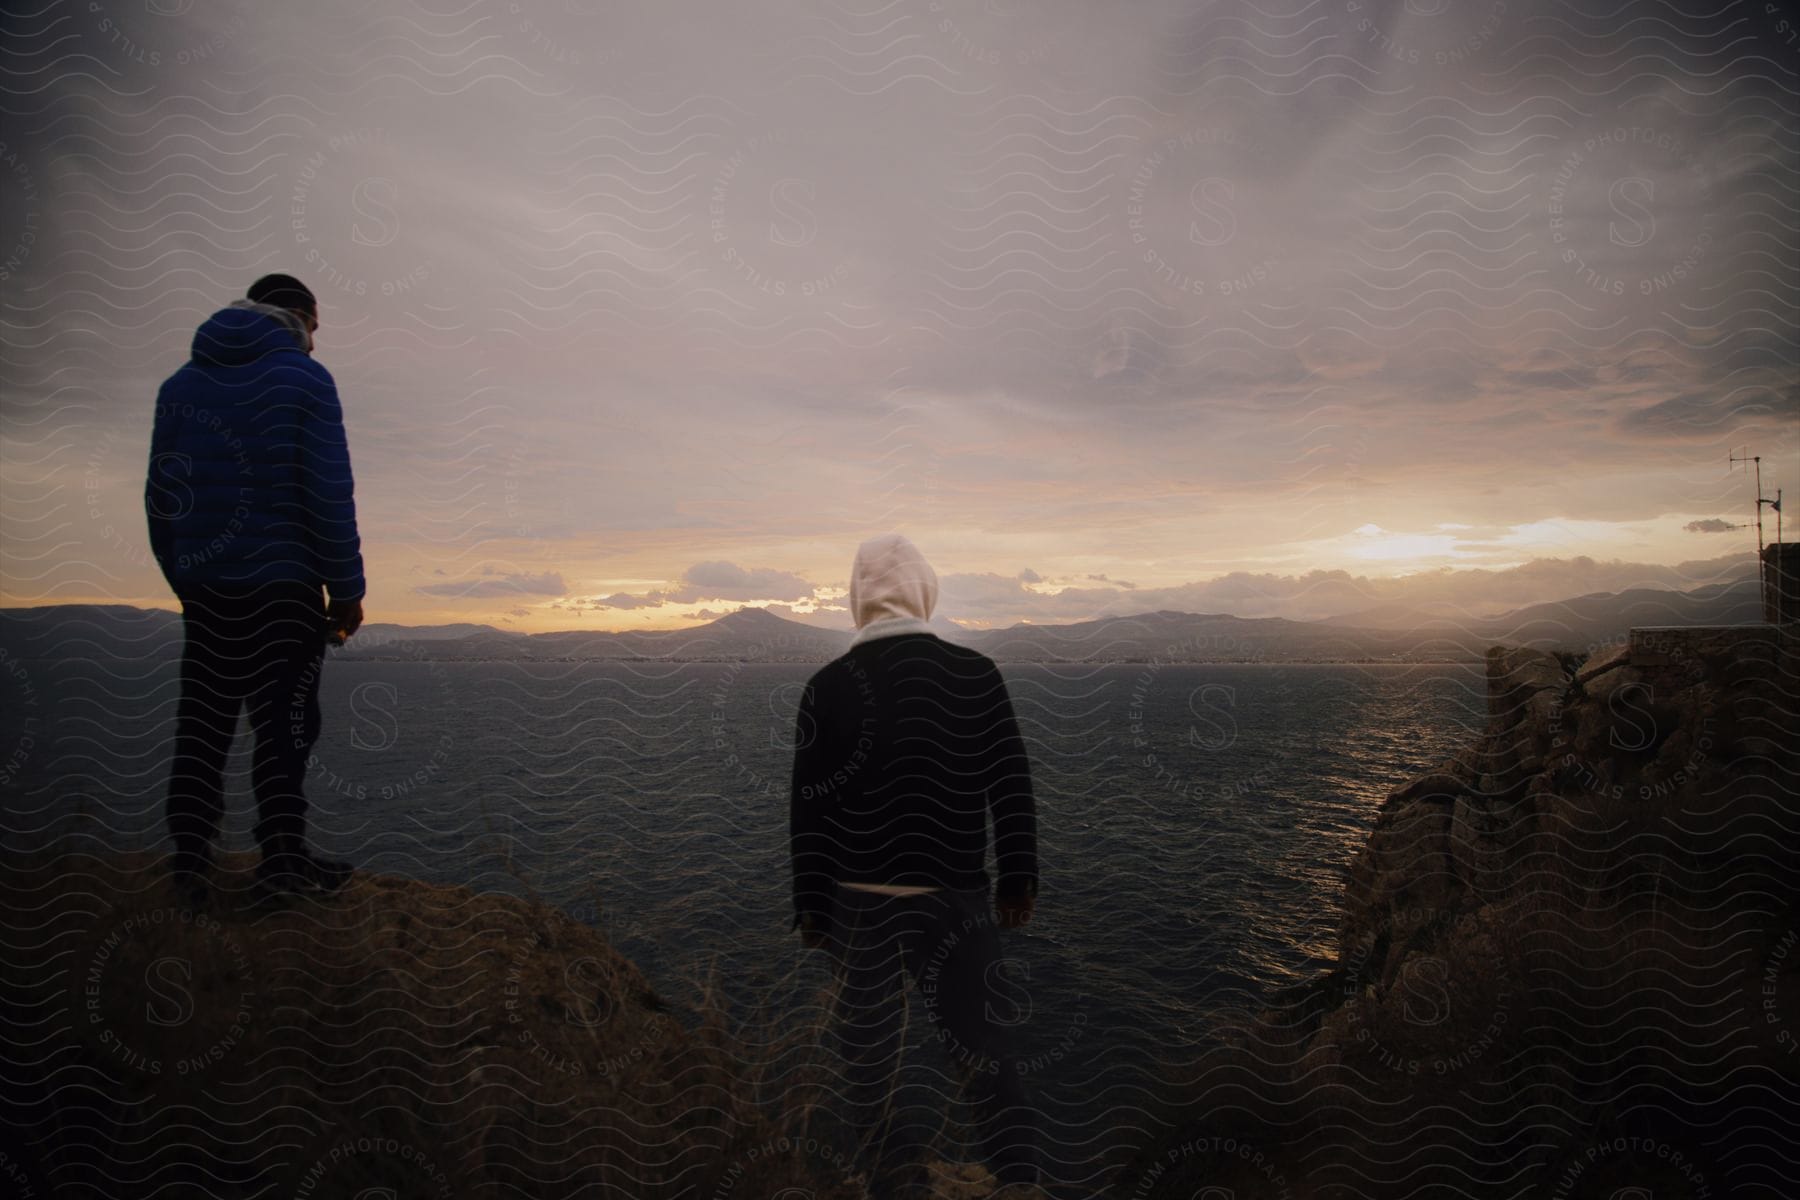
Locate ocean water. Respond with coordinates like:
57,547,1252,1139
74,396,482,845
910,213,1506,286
5,654,1486,1188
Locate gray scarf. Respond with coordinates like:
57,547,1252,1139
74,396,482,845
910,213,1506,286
228,298,312,353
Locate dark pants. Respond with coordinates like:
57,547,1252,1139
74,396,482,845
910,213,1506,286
826,886,1040,1190
166,581,326,871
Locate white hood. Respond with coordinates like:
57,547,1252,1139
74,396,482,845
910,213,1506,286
847,533,939,645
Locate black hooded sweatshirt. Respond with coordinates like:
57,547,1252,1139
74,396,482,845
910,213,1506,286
788,630,1039,933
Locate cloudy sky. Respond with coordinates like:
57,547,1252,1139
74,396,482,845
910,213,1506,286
1,0,1794,630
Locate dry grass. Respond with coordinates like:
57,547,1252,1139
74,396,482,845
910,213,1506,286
0,846,875,1200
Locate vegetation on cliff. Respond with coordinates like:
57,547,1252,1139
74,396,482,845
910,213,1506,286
2,851,899,1199
7,629,1795,1198
1119,631,1799,1198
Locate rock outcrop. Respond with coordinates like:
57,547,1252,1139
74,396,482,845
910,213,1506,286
1,852,881,1200
4,852,1051,1200
1126,628,1799,1199
1341,629,1795,958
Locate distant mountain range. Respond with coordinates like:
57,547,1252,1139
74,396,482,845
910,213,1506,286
0,575,1764,664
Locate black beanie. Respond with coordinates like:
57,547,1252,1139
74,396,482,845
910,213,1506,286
246,273,318,320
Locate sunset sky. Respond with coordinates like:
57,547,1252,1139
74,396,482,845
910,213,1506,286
2,0,1794,631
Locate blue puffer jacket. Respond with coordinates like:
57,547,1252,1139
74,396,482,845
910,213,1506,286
145,303,365,601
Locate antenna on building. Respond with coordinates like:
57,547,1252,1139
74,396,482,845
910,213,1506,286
1731,447,1788,625
1729,447,1764,602
1764,486,1783,625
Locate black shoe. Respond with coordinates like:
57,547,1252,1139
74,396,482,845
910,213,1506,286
256,847,353,896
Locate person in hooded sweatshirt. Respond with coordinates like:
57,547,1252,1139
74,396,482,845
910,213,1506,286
145,274,364,904
789,533,1041,1195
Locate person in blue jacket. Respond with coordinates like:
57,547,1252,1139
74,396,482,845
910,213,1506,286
145,273,365,903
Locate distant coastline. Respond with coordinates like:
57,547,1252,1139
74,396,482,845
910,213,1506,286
0,573,1762,665
317,654,1484,665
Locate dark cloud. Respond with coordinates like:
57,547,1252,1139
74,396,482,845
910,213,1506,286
661,562,817,604
583,562,819,609
930,553,1756,624
1616,388,1797,441
1,0,1793,625
1684,518,1739,533
414,570,566,599
590,592,665,611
